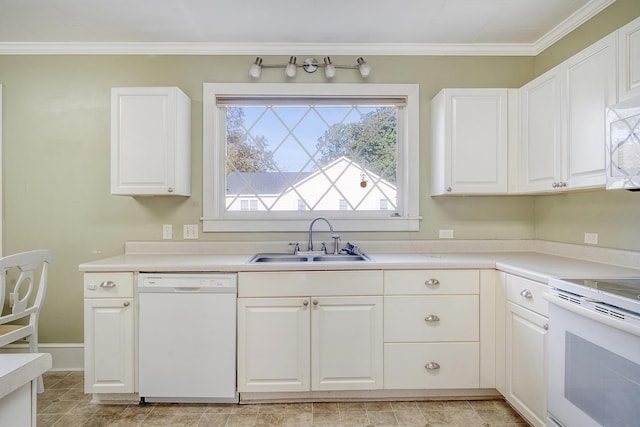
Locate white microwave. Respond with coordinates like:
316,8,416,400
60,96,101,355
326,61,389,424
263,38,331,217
606,96,640,190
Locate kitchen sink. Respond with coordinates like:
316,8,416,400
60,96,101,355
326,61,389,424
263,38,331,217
248,253,372,263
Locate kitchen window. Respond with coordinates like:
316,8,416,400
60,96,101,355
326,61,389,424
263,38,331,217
202,83,420,232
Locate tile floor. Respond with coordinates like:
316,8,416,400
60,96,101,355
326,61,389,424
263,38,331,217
37,371,530,426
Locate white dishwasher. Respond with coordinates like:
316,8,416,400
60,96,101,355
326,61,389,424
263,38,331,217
138,273,238,403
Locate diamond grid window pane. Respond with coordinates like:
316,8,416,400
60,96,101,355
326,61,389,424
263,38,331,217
225,103,398,212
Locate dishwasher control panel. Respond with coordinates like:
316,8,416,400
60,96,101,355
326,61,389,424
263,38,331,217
138,273,237,293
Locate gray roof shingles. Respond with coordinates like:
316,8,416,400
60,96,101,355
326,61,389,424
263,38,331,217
226,171,313,194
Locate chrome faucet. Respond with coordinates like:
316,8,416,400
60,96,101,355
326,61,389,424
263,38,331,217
307,216,340,255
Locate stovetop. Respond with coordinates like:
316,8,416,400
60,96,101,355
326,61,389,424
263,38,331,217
549,277,640,314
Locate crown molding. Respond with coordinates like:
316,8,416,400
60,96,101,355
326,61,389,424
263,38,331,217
530,0,616,55
0,41,541,56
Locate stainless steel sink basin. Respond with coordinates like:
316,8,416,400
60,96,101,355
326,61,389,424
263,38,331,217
248,253,371,263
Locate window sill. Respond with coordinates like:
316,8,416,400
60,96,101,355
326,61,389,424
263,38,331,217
202,217,421,232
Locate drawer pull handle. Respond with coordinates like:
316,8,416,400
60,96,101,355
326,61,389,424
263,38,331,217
303,300,309,307
425,278,440,287
520,289,533,299
425,362,440,370
424,314,440,322
100,280,116,288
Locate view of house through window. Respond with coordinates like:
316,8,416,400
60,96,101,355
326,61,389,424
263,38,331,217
224,104,398,213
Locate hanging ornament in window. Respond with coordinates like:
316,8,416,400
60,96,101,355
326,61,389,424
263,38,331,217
360,173,368,188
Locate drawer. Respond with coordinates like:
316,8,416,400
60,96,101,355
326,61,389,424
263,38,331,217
506,274,549,316
384,270,479,295
384,295,479,342
384,342,479,389
84,272,134,298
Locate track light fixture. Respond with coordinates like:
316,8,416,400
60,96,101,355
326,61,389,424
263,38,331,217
249,56,371,79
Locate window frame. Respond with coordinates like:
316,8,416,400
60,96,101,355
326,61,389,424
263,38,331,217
202,83,420,232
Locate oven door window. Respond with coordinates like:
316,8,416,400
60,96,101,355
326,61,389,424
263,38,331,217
565,332,640,427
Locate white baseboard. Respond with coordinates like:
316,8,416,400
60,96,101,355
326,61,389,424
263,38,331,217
0,343,83,371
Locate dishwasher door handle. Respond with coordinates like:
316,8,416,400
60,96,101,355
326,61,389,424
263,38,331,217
172,287,202,292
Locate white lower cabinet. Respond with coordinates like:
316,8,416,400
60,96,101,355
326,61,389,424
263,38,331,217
83,273,135,394
237,271,384,393
383,270,486,390
503,273,549,427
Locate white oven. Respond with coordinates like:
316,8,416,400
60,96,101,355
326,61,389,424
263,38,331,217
546,279,640,427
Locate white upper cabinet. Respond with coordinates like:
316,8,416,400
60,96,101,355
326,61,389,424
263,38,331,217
111,87,191,196
519,67,563,193
519,33,616,193
618,15,640,101
562,33,617,189
431,88,511,195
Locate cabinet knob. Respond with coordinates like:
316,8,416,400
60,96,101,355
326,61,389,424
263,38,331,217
425,362,440,370
312,299,319,306
446,187,452,192
123,301,130,307
561,182,568,188
552,182,558,188
100,280,116,288
520,289,533,299
303,300,309,307
425,278,440,287
424,314,440,322
167,187,174,193
543,323,549,330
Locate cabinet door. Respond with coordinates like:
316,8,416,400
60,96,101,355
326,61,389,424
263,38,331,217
520,67,562,193
311,296,383,391
618,16,640,101
563,34,617,189
506,302,548,427
84,298,135,394
431,89,508,195
237,297,310,392
111,87,191,196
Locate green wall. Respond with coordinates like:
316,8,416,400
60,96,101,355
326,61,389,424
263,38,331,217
531,0,640,252
0,55,534,343
0,0,638,343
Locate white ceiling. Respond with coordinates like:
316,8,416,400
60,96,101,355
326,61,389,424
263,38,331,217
0,0,616,55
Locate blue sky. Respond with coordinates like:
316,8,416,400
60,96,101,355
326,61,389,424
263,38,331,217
233,106,378,172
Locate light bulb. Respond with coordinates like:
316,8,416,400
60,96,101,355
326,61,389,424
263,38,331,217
249,57,262,78
357,57,371,78
324,57,336,79
285,56,297,78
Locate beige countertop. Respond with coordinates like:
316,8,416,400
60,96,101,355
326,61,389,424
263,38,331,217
79,243,640,283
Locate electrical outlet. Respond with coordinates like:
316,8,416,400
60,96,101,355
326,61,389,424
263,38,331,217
584,232,599,245
162,224,172,240
439,229,454,239
183,224,199,240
